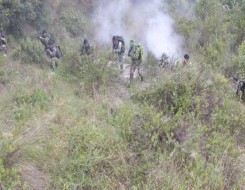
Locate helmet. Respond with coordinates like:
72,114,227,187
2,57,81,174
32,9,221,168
184,54,189,60
84,39,89,44
42,29,47,35
161,53,168,60
112,36,118,43
130,40,135,47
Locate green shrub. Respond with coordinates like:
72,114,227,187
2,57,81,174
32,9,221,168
60,50,118,95
52,124,127,189
234,40,245,76
0,0,49,36
13,89,50,122
0,133,21,189
0,159,21,189
16,38,49,66
60,12,86,36
14,89,50,109
130,66,244,189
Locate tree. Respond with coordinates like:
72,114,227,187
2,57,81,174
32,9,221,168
0,0,49,36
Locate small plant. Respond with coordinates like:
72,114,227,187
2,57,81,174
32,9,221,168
14,89,49,109
0,133,21,189
13,89,50,122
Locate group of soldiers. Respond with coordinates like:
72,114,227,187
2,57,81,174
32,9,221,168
159,52,190,68
0,28,189,85
38,31,145,85
112,36,144,83
79,35,144,84
1,29,244,99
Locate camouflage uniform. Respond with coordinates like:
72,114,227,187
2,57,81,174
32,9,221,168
159,53,170,67
38,30,55,49
46,45,55,57
80,39,93,56
47,45,62,70
38,30,61,71
128,40,144,83
0,31,7,54
235,78,245,101
112,36,125,70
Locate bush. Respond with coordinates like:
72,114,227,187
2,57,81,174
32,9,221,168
59,50,118,95
52,124,128,189
0,133,21,189
234,40,245,76
14,89,50,109
15,38,49,66
60,12,86,36
130,66,245,189
0,0,49,36
13,89,50,122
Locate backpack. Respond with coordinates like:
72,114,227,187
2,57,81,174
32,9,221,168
113,36,125,53
0,36,6,46
136,45,144,62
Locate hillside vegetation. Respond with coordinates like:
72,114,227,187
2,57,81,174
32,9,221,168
0,0,244,189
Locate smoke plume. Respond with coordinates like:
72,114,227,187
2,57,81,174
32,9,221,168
93,0,184,58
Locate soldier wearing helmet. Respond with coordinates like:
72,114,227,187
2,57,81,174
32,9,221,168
80,38,93,56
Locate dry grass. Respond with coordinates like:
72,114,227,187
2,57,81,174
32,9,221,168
18,163,50,190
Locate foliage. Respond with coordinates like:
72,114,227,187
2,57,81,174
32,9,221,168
14,89,50,109
174,0,245,75
0,133,21,189
16,37,49,66
59,50,118,95
13,89,50,123
0,0,49,36
60,12,86,36
0,0,244,189
234,40,245,76
131,67,244,189
52,124,126,189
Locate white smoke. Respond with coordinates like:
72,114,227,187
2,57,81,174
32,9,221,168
93,0,183,58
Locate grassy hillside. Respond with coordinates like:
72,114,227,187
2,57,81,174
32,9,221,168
0,0,245,189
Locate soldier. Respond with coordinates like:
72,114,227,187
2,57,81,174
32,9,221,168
112,36,125,70
46,45,62,70
37,30,62,71
0,30,7,55
128,40,144,84
38,29,55,49
183,53,190,66
175,53,191,67
234,77,245,101
159,53,170,67
80,39,93,56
